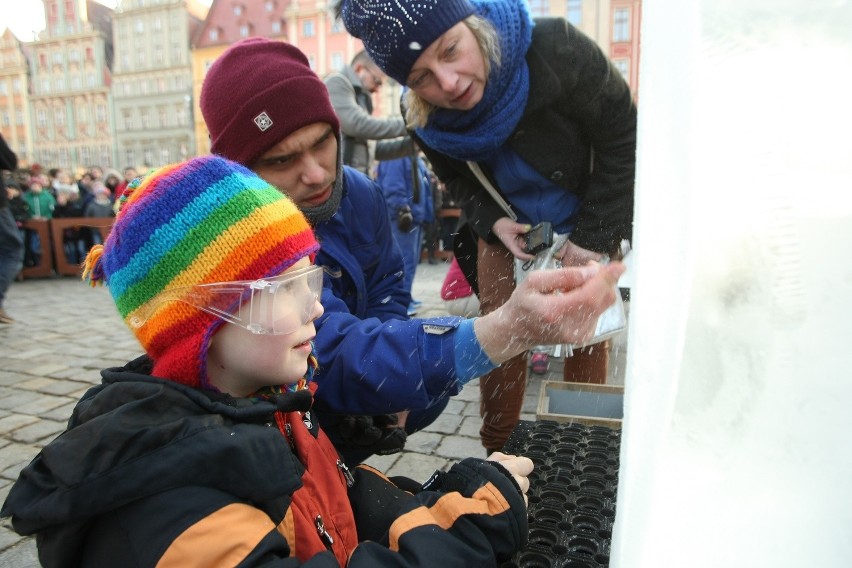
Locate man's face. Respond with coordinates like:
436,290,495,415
252,123,338,210
357,63,385,94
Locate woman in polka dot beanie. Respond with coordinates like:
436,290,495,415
339,0,637,453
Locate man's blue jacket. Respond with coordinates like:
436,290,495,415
312,166,464,414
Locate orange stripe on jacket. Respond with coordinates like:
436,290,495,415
388,482,511,552
157,503,274,567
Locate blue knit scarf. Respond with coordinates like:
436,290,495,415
415,0,534,162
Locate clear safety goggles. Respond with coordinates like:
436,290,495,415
130,265,324,335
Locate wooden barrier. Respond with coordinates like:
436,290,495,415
18,218,114,280
50,218,114,277
20,219,53,278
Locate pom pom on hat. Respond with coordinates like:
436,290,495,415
339,0,476,85
82,155,319,389
200,38,340,167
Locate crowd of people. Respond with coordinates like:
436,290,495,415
2,161,133,275
0,0,635,565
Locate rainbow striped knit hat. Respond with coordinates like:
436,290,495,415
82,155,319,389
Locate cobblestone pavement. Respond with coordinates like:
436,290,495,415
0,259,627,565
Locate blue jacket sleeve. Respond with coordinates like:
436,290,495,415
313,294,465,414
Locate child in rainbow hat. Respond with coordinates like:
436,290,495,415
1,155,532,567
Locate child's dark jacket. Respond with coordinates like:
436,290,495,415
1,356,528,567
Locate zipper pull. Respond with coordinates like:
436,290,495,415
337,459,355,487
315,515,334,549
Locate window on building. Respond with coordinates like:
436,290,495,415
39,53,47,67
209,28,219,42
528,0,549,17
77,105,87,123
308,55,316,69
12,78,21,93
71,75,82,90
85,47,93,61
271,20,282,34
69,49,80,62
155,45,164,64
137,49,146,66
124,111,133,130
0,82,6,96
15,110,23,125
41,78,50,94
135,19,145,33
172,43,182,62
1,112,9,127
37,109,47,128
613,58,629,81
239,24,250,37
234,4,244,16
141,109,150,128
265,0,275,12
158,107,168,126
331,20,343,34
55,76,65,91
154,17,162,31
100,145,112,168
157,77,167,93
613,7,631,42
331,52,344,71
53,51,64,64
81,146,91,166
125,149,135,167
87,73,96,88
160,147,170,165
144,148,154,167
567,0,582,25
177,105,187,126
54,106,65,126
302,20,315,38
95,104,106,123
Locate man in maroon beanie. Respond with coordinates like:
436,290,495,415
199,38,625,465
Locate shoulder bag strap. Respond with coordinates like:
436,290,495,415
466,161,517,221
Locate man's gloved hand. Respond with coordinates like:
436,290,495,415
397,206,413,232
338,413,408,455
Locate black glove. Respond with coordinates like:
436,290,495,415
337,414,408,456
396,206,413,232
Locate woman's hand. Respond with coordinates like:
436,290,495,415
556,239,607,267
474,261,625,365
492,217,535,260
487,452,534,507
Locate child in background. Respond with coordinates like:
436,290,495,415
1,155,532,567
83,181,115,246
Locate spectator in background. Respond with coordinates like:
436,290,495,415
340,0,636,453
376,153,435,316
51,169,80,198
21,177,55,268
114,166,138,197
0,133,23,324
325,50,415,175
53,185,87,264
84,182,115,246
103,170,122,199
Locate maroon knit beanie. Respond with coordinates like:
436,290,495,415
200,38,341,167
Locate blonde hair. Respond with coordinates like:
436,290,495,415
404,15,501,128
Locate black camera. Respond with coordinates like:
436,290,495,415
522,222,553,255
